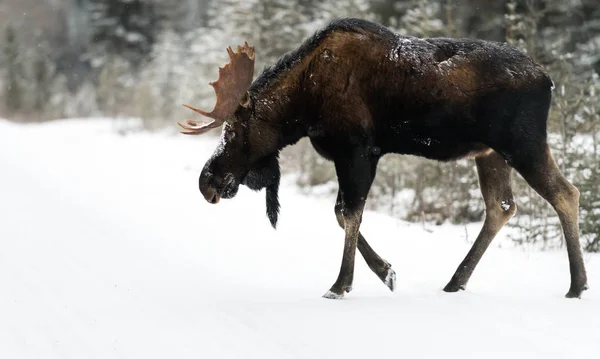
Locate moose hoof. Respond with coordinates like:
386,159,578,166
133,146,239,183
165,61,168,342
383,268,396,292
565,283,589,299
322,290,344,300
443,282,466,293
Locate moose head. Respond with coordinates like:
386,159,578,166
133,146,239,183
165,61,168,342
178,43,281,228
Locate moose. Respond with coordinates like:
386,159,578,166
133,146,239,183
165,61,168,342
178,18,588,299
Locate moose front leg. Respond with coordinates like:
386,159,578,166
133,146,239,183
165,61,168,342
334,191,396,292
323,148,376,299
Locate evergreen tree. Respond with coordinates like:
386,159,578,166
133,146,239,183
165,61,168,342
31,33,53,114
567,73,600,252
87,0,162,68
206,0,309,70
3,26,23,113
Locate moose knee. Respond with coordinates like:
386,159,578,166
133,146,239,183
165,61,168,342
552,185,580,216
564,185,580,204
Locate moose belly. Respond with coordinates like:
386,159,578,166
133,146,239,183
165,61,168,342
380,110,491,161
387,136,491,161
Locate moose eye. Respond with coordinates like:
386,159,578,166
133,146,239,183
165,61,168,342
225,130,236,141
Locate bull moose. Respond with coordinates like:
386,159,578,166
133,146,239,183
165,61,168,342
178,18,588,299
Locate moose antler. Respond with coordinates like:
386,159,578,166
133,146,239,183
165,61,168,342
178,42,255,135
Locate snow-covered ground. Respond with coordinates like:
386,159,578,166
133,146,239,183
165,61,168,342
1,118,599,359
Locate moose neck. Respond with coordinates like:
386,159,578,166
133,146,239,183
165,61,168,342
250,63,310,152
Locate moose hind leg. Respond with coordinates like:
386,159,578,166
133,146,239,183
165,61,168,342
513,144,588,298
334,191,396,292
444,151,516,292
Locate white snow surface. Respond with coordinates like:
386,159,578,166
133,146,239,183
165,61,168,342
1,118,599,359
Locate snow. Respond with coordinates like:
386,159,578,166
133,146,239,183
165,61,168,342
388,36,417,62
1,118,599,359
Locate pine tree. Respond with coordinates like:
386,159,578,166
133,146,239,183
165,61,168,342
87,0,162,68
569,73,600,252
3,26,23,114
205,0,310,70
32,33,53,114
370,0,443,36
160,0,211,33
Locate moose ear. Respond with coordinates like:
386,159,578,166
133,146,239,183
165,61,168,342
240,91,251,108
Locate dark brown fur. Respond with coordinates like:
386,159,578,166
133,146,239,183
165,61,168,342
197,18,588,299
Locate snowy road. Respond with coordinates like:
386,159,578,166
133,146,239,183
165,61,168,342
1,119,599,358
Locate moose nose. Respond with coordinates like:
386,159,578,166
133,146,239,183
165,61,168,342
199,183,221,204
199,172,221,204
208,191,221,204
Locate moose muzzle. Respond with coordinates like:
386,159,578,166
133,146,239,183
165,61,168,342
199,181,220,204
199,166,241,204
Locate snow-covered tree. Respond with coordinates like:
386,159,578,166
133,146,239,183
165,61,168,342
95,55,135,117
87,0,162,68
3,26,23,114
575,73,600,252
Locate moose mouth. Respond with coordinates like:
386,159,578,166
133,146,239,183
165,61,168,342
208,193,220,204
201,173,240,204
204,184,238,204
217,173,240,201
